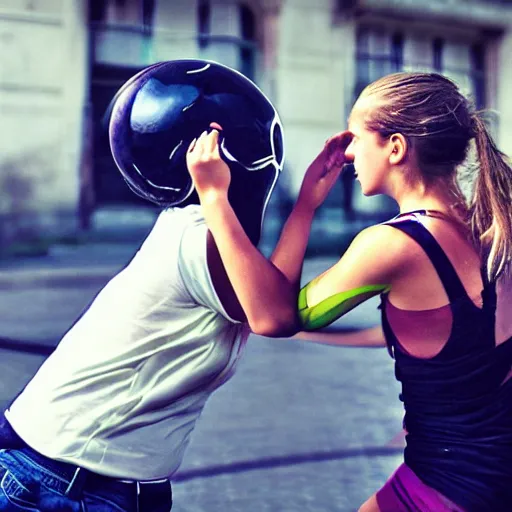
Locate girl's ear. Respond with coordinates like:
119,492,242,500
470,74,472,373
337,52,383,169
389,133,408,165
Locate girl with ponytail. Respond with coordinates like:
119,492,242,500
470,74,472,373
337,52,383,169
345,73,512,512
187,71,512,511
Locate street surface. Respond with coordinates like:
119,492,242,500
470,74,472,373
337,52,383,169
0,246,404,511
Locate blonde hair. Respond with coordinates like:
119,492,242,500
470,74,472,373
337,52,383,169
359,72,512,281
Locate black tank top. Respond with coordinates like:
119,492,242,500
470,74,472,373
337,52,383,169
381,212,512,512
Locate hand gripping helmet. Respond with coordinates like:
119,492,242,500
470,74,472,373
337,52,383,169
108,60,284,245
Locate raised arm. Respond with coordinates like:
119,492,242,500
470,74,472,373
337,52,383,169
269,132,353,284
187,128,351,337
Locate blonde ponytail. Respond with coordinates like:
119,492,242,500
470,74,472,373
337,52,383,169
471,114,512,281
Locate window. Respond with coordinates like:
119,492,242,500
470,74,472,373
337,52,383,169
355,28,404,96
89,0,156,66
141,0,155,37
391,32,404,70
89,1,107,23
198,0,211,49
355,27,486,109
440,40,486,109
89,0,154,29
433,38,443,72
471,44,486,109
240,4,256,81
196,1,258,82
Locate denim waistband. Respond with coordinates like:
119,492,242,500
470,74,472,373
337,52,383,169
0,417,172,503
18,445,172,501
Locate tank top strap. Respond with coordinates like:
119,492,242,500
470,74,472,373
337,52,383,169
383,213,469,303
479,260,498,348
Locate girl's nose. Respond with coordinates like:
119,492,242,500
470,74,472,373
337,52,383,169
344,141,355,163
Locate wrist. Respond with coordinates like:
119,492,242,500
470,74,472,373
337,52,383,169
292,200,316,220
199,189,229,208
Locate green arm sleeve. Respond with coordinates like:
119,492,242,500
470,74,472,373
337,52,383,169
298,281,390,331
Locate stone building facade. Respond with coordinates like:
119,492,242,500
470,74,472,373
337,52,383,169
0,0,511,241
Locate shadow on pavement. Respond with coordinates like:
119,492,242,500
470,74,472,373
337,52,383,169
173,445,403,482
0,337,54,356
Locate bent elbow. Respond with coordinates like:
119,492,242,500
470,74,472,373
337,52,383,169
249,309,300,338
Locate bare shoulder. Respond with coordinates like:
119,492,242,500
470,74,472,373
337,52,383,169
307,224,414,305
347,224,416,263
352,223,411,248
331,224,421,284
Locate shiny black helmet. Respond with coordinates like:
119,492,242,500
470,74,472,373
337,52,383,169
109,59,284,245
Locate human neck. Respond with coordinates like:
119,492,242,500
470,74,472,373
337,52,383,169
398,195,451,214
391,177,464,217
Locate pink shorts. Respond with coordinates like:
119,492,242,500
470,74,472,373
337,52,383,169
376,463,465,512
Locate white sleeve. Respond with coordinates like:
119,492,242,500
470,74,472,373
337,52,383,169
178,221,243,324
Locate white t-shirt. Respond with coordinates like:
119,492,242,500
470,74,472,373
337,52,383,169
6,205,250,480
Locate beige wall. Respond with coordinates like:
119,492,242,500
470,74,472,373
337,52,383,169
276,0,349,196
0,0,87,236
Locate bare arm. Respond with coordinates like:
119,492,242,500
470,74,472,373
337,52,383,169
303,225,407,309
206,230,247,322
188,128,351,336
268,204,315,285
203,193,299,336
292,325,386,347
269,133,352,284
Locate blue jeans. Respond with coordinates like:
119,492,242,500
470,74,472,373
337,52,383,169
0,449,173,511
